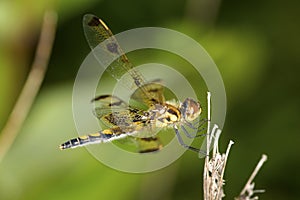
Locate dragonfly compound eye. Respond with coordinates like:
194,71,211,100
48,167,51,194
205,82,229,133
181,98,202,122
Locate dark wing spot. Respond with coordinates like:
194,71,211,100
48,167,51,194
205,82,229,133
87,16,101,26
140,137,158,142
109,101,123,106
106,42,119,54
91,94,111,102
139,148,160,153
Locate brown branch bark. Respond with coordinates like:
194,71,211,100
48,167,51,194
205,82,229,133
0,10,58,162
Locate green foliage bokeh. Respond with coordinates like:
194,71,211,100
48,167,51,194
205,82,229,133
0,0,299,199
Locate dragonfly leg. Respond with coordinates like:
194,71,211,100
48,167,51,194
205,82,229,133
185,121,197,130
191,118,209,136
173,126,207,155
185,118,208,131
191,118,208,128
181,125,199,138
181,124,207,138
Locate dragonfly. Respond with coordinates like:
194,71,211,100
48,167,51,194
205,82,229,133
59,14,205,153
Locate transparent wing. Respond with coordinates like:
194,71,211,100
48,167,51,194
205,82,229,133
83,14,165,108
135,137,163,153
83,15,145,89
92,95,128,108
92,95,137,127
131,79,165,108
84,15,165,154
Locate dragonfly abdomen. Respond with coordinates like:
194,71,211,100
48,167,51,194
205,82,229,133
59,127,128,150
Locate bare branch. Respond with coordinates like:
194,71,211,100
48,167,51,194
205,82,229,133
202,92,267,200
203,92,234,200
0,10,58,162
235,154,268,200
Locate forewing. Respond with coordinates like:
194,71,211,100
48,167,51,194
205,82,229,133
83,14,146,90
83,14,166,108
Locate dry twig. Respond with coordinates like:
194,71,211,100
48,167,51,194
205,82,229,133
202,92,267,200
235,154,268,200
0,10,57,162
203,92,234,200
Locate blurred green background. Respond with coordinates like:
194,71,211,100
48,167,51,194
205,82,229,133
0,0,299,199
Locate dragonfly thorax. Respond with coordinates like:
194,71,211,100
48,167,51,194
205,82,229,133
151,103,181,128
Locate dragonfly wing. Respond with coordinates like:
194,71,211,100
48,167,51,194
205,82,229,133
83,15,165,107
92,95,128,109
92,95,127,124
135,137,163,153
83,14,146,89
92,95,138,127
131,79,165,108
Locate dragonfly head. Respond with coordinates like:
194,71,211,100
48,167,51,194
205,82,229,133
180,98,202,122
